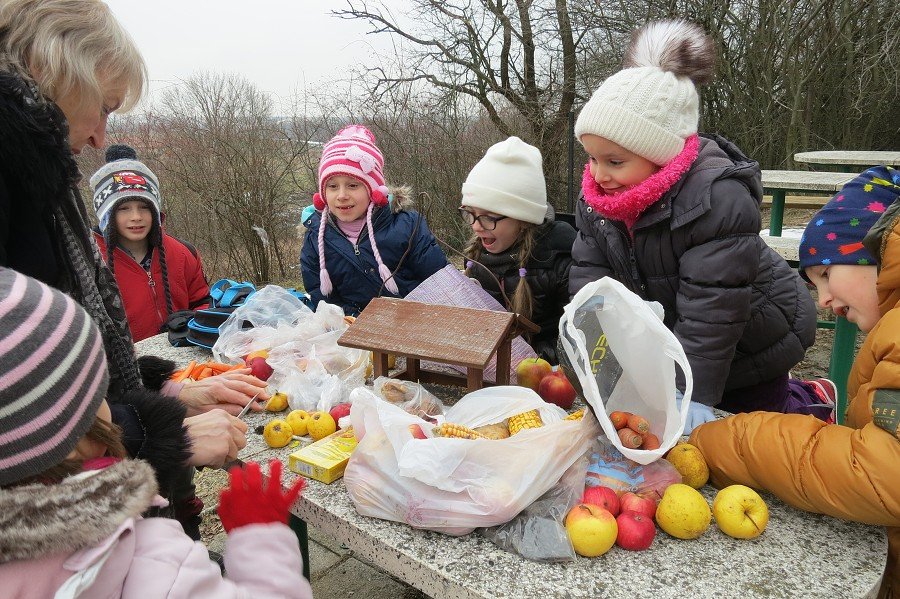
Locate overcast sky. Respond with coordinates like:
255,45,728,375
105,0,405,109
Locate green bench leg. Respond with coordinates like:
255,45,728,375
829,317,859,425
769,190,785,236
289,514,311,581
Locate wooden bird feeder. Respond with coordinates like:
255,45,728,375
337,297,539,392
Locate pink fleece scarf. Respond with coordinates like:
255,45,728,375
581,135,700,230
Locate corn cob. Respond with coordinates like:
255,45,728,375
432,423,487,439
508,410,543,435
565,409,585,421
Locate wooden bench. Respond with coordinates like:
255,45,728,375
760,231,859,422
761,170,854,236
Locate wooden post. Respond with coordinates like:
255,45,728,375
373,351,390,378
467,368,484,390
495,340,511,385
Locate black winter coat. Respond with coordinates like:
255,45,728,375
570,134,816,406
470,219,576,362
0,70,190,495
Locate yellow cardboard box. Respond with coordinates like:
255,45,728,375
289,427,358,484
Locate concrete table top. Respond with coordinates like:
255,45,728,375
794,151,900,168
761,170,854,192
759,228,803,263
137,334,887,599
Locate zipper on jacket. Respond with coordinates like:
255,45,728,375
146,268,165,324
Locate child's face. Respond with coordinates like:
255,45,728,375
581,134,660,194
67,400,112,461
805,264,881,332
114,199,153,242
463,206,524,254
324,175,370,223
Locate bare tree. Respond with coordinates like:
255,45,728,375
336,0,579,208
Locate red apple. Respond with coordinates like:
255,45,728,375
615,510,656,551
515,357,552,392
246,356,273,381
329,402,352,428
565,503,618,557
620,491,657,519
582,486,620,517
537,370,577,409
408,423,428,439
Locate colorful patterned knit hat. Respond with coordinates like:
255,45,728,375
0,269,109,486
313,125,398,296
799,166,900,279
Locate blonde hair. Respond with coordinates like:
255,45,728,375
464,223,537,327
0,0,146,111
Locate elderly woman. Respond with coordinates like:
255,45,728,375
0,0,265,537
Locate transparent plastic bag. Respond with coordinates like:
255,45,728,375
478,453,588,562
584,436,682,501
344,386,600,535
372,376,445,420
559,277,692,464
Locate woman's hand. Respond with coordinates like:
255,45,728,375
178,368,269,416
184,409,249,467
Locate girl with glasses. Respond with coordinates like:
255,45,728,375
461,137,576,363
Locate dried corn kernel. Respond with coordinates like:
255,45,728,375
508,410,543,435
565,409,585,421
432,423,487,440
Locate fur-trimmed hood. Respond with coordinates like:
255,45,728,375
0,460,157,563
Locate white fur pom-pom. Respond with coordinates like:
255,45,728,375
624,20,715,84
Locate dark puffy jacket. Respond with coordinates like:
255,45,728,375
570,134,816,406
469,219,575,362
300,191,448,316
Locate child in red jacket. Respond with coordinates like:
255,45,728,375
90,145,209,342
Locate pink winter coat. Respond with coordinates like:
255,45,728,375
0,461,313,599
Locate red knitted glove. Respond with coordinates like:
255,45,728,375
217,460,305,533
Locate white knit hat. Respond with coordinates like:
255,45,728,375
461,137,547,225
574,20,715,166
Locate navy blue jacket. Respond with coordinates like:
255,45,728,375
300,196,448,316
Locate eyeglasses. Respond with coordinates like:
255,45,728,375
459,208,508,231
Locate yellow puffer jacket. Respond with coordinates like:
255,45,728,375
690,198,900,598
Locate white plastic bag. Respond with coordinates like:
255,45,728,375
344,386,599,535
559,277,691,464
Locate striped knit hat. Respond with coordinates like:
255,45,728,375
312,125,398,296
89,144,162,234
0,269,109,486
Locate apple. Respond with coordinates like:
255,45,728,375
246,356,273,381
285,409,310,436
620,491,657,519
515,357,552,392
712,484,769,539
582,486,620,517
329,402,352,428
615,510,656,551
537,370,577,409
564,503,618,557
408,423,428,439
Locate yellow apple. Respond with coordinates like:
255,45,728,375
263,419,293,448
285,410,311,436
307,411,337,441
655,483,711,540
713,485,769,539
665,442,710,489
515,357,552,392
564,503,618,557
265,391,289,412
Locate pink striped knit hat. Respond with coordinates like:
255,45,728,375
313,125,398,296
0,269,109,486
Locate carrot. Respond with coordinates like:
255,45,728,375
197,367,213,380
627,413,650,435
609,411,631,430
171,360,196,383
641,433,661,450
617,428,643,449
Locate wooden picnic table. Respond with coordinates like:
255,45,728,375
137,334,887,599
761,170,854,236
794,150,900,171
